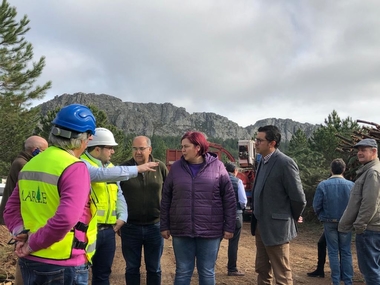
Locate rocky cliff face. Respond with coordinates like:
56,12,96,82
39,93,319,141
246,118,318,142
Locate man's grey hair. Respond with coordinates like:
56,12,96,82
146,137,151,147
49,132,88,150
133,136,151,147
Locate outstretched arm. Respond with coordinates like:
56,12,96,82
83,160,158,182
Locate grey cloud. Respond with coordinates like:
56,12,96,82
12,0,380,126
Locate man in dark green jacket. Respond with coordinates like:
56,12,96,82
120,136,168,285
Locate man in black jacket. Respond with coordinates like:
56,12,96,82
225,162,247,277
120,136,168,285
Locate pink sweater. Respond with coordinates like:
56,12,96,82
4,162,92,266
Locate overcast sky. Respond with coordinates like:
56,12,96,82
10,0,380,127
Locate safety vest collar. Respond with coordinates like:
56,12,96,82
83,151,103,167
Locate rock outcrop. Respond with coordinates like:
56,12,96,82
39,93,319,141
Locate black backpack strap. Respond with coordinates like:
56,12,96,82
73,237,87,250
75,221,89,233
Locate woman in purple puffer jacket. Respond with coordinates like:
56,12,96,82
160,131,236,285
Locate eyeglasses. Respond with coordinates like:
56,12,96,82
132,146,150,152
101,146,114,150
255,138,268,144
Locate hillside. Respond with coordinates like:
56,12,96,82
38,93,318,142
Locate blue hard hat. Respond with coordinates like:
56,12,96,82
52,104,96,135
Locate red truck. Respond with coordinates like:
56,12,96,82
165,140,257,220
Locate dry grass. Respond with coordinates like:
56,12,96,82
0,226,16,284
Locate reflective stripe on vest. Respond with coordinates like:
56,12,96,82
81,153,118,225
19,146,97,262
85,198,97,263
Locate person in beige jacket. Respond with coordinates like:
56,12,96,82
338,138,380,284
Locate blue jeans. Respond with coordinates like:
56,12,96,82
120,222,163,285
172,236,221,285
324,222,353,285
18,257,88,285
91,226,116,285
356,230,380,284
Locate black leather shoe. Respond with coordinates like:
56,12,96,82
307,269,325,278
228,271,245,276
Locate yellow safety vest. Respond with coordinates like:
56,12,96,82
19,146,97,263
81,153,118,225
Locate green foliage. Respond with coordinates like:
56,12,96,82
33,106,60,140
87,106,130,164
88,106,109,127
146,135,182,162
286,111,360,222
286,129,328,221
0,0,51,175
151,135,168,162
288,129,308,153
117,134,167,163
104,124,130,165
344,154,361,181
279,140,289,152
34,105,130,165
308,110,359,168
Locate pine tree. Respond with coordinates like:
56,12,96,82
308,110,359,168
286,128,327,220
0,0,51,175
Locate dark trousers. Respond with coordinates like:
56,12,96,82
120,222,163,285
91,226,116,285
227,212,243,272
317,231,327,271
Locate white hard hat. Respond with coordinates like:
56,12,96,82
87,127,118,147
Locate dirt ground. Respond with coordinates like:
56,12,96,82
1,222,365,285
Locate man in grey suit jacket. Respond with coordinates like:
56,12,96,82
251,125,306,285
